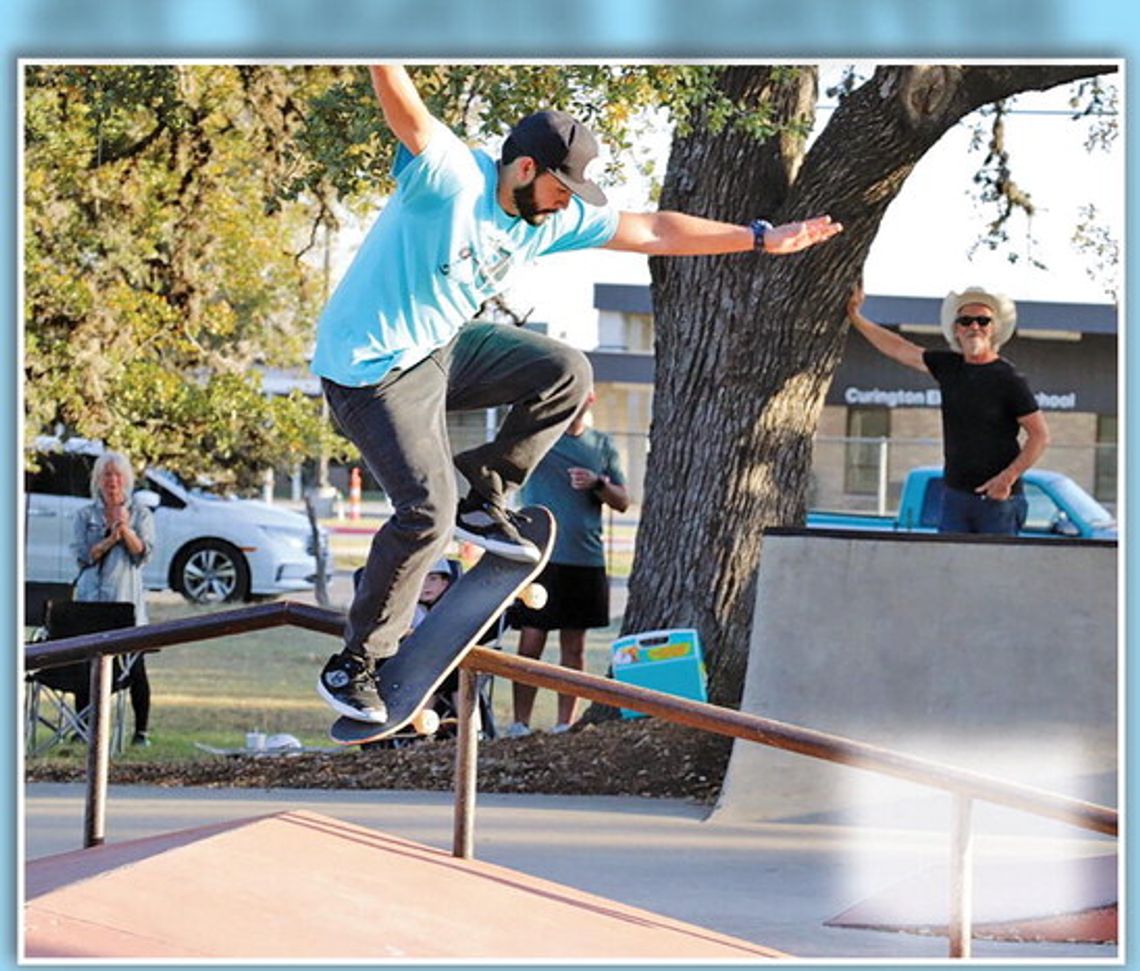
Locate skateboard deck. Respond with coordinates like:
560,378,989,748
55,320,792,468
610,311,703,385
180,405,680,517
330,506,554,745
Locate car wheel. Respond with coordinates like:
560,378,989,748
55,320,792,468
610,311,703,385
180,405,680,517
173,540,251,604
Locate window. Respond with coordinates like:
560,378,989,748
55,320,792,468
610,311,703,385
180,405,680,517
25,452,94,498
1094,415,1117,505
844,407,889,494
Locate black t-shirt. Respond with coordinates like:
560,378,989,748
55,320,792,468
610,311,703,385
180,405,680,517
923,349,1040,492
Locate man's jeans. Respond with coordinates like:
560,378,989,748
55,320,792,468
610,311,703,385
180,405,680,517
323,322,591,658
939,485,1028,536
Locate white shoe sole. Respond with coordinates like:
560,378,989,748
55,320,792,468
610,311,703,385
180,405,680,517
316,679,388,723
454,525,541,563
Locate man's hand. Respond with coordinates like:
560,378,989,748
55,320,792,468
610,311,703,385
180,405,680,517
976,471,1016,501
763,215,843,254
567,467,599,491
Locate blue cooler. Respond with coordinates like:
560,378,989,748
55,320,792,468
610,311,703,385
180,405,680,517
610,628,707,719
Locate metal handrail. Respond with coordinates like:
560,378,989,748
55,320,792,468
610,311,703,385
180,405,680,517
464,649,1117,837
24,600,1118,958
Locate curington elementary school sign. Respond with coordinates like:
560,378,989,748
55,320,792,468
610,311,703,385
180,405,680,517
843,387,1079,411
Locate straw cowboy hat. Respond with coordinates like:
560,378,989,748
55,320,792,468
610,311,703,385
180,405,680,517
939,286,1018,351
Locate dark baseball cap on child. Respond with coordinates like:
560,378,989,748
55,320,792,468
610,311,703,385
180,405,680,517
503,110,607,206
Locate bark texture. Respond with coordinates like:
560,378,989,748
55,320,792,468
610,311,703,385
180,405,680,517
619,64,1111,708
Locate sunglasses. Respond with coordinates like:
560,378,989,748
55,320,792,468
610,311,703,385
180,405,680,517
954,314,993,328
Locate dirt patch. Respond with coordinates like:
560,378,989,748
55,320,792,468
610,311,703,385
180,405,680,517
25,719,732,804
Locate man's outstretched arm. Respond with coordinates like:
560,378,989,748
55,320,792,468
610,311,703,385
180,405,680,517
369,64,435,156
603,211,842,256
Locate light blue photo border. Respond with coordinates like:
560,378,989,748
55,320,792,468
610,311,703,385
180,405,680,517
5,2,1133,967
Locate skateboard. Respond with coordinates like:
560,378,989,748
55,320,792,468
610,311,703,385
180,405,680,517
330,505,554,746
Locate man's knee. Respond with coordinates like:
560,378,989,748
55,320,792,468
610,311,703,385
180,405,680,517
555,345,592,404
389,480,458,545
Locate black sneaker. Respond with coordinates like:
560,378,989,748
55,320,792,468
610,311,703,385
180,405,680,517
454,496,540,563
317,652,388,723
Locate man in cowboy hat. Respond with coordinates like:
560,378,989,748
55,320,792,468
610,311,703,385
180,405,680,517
311,64,844,724
846,284,1050,535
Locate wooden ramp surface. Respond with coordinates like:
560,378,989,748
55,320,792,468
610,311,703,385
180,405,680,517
25,810,785,960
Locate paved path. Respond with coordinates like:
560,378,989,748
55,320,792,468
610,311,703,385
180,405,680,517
24,784,1114,961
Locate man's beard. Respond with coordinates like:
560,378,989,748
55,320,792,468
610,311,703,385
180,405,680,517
513,180,555,226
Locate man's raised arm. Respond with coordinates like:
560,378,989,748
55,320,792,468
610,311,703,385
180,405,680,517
369,65,435,156
847,284,929,374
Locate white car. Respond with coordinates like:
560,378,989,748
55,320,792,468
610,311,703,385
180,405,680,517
25,438,330,604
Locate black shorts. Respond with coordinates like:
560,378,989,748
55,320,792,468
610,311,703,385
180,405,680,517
513,562,610,631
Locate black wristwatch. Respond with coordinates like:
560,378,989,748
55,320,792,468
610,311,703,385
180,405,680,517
592,474,609,494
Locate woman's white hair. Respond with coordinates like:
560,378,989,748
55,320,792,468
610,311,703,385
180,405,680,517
90,451,135,500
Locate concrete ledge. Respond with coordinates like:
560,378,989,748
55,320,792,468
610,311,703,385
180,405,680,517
717,533,1117,822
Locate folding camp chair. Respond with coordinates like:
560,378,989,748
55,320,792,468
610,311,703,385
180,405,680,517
24,582,74,635
25,600,138,756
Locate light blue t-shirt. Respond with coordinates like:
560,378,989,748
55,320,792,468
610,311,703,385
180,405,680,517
520,427,626,567
311,119,621,387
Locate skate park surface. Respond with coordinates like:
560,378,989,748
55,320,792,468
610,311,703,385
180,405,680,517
23,531,1118,961
23,782,1115,961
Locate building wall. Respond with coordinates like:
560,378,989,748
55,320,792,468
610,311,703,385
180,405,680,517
593,383,652,503
807,406,1105,512
589,302,1117,513
598,310,654,352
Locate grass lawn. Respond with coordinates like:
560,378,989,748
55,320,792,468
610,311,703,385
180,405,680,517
26,586,625,767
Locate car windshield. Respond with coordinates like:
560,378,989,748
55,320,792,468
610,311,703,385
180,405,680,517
1051,477,1115,526
148,468,228,501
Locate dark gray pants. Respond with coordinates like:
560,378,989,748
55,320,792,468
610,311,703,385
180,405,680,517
323,322,591,659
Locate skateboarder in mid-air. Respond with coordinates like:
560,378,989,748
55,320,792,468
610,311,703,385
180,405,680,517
312,64,844,725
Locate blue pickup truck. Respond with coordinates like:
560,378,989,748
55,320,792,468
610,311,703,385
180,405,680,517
807,466,1117,540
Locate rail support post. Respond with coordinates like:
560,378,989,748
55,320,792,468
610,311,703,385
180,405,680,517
452,666,479,859
83,654,113,848
948,793,974,958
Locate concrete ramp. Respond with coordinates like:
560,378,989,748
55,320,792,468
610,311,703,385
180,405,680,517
25,810,785,960
709,532,1117,943
716,532,1117,823
826,854,1117,944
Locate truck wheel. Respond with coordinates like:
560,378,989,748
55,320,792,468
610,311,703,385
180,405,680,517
173,540,251,604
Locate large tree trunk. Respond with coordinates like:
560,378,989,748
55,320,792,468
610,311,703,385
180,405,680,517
619,63,1110,709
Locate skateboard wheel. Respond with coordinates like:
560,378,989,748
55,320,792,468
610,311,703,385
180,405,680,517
412,708,441,735
520,583,548,610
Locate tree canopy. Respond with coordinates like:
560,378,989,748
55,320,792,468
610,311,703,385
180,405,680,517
24,65,350,485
